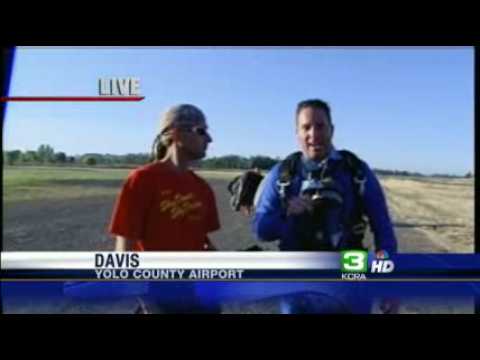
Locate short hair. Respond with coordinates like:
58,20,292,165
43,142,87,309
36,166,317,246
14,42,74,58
295,99,332,125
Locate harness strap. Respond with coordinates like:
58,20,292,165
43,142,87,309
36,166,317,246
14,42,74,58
276,149,368,249
277,151,302,210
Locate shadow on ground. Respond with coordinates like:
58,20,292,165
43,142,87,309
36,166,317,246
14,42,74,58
394,222,466,229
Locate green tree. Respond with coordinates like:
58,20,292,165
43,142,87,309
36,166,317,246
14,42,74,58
22,150,39,163
37,144,55,163
81,153,104,165
84,157,97,166
55,152,67,163
4,150,22,165
249,155,278,170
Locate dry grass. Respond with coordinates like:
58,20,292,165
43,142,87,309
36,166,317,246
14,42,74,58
379,176,474,253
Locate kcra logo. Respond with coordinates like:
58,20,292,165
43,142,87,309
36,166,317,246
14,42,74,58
340,250,395,280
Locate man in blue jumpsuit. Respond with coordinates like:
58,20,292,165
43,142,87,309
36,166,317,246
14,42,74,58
252,99,398,313
253,99,397,255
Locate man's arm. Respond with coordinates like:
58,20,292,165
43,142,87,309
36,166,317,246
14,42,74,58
115,236,134,251
362,164,398,253
253,164,293,241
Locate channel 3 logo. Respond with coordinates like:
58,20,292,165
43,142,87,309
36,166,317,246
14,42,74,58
341,250,395,276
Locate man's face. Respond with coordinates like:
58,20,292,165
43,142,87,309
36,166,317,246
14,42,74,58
296,107,334,162
176,119,212,161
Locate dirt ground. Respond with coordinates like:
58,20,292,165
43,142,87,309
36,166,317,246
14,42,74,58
2,174,475,314
2,175,474,253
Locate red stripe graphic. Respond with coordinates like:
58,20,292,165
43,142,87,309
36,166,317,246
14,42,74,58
0,96,145,102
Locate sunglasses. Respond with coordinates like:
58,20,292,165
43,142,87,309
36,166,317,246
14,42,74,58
178,126,210,137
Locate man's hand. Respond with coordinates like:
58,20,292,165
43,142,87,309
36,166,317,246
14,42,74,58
379,298,401,314
375,249,399,314
240,205,253,216
286,196,314,216
115,236,134,251
204,238,217,251
375,249,388,258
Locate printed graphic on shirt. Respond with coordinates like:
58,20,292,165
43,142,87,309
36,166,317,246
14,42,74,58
158,190,203,221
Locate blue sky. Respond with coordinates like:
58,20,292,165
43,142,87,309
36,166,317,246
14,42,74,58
3,46,474,175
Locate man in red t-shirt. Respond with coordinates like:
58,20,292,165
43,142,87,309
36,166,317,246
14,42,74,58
108,104,221,313
109,104,220,251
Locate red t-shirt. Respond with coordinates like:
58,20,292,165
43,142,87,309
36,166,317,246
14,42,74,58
109,162,220,251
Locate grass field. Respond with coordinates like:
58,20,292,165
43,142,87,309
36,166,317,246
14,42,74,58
3,166,131,203
380,176,474,253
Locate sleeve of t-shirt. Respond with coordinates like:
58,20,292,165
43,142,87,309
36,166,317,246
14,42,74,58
204,185,220,233
108,169,154,241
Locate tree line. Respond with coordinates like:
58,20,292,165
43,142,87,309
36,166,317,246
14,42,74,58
3,145,281,170
3,145,150,167
3,144,473,178
198,155,280,170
